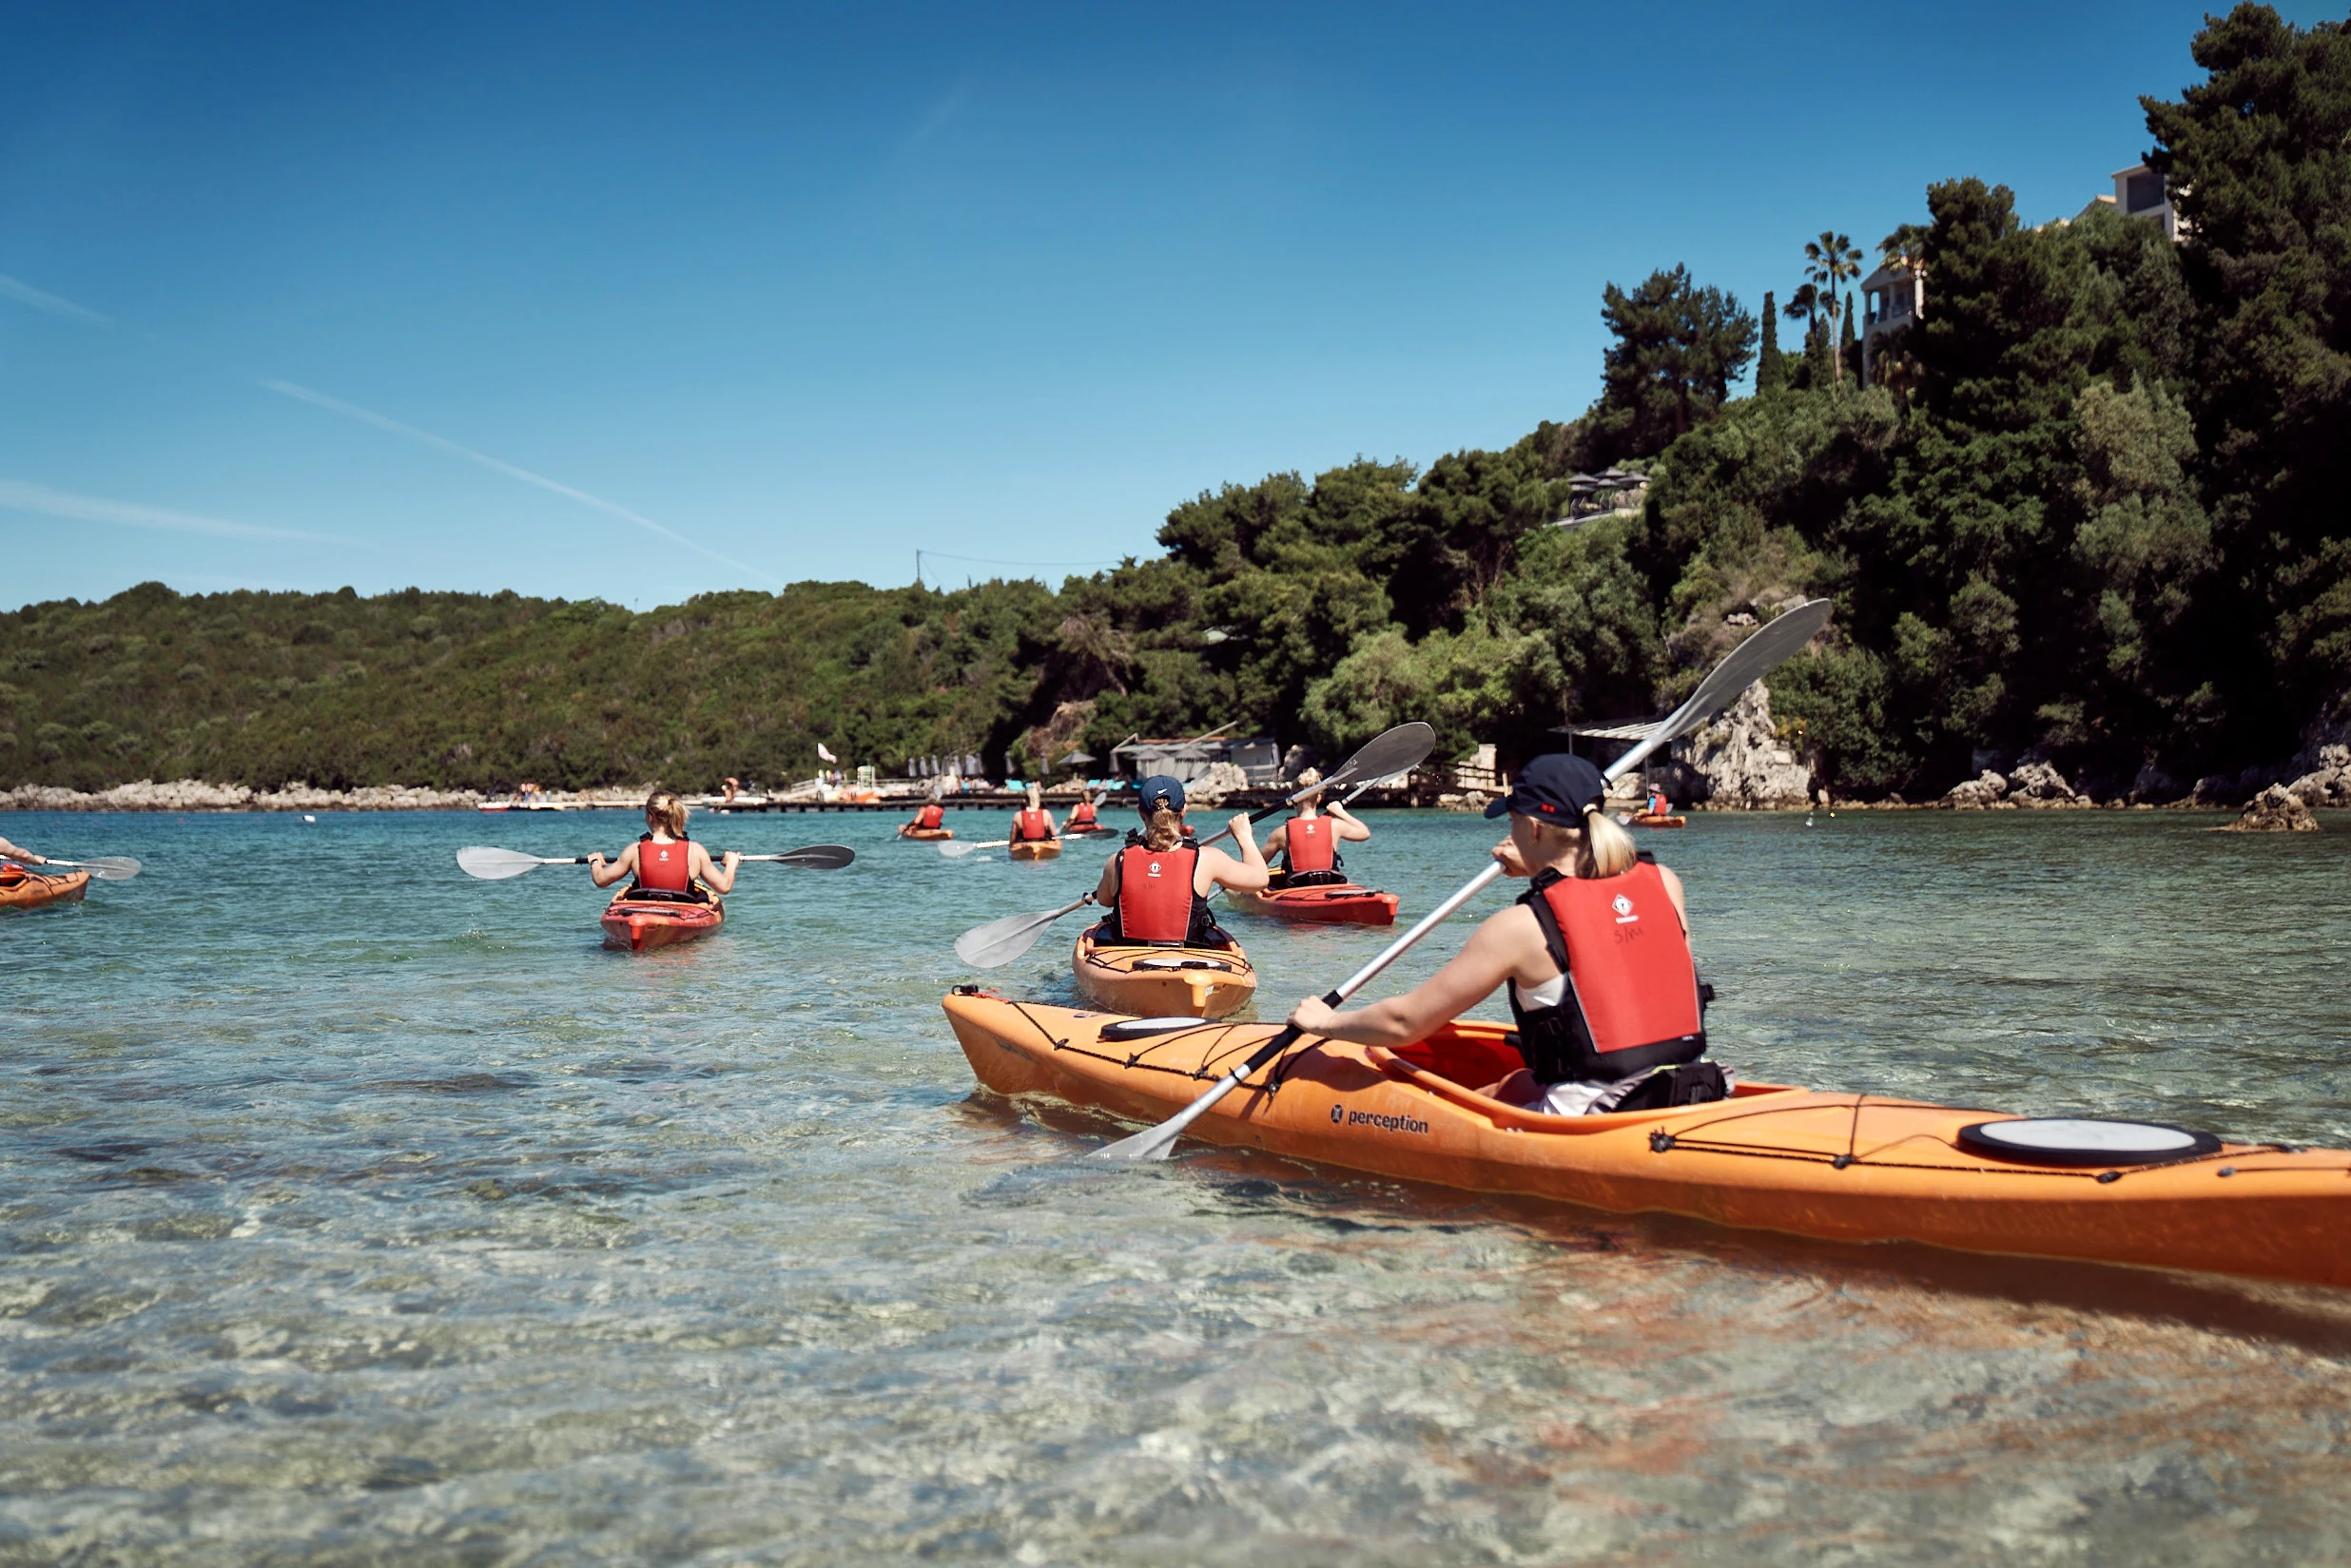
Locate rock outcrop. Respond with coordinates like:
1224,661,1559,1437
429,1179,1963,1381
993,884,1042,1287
2218,784,2321,833
1946,770,2008,809
2283,744,2351,808
1658,683,1813,809
1,778,481,812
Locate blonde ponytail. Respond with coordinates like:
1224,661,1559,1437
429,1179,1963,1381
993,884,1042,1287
1144,807,1186,853
1579,805,1637,878
644,789,689,839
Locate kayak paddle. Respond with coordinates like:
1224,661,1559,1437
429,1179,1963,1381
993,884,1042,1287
736,845,856,869
458,842,856,879
945,721,1435,958
955,896,1095,968
37,856,144,881
1090,598,1832,1162
938,837,1018,860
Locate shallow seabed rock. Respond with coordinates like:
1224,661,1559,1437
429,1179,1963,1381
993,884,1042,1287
2218,784,2322,833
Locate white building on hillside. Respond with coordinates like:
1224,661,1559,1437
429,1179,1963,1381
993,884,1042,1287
1858,259,1925,385
2087,163,2182,241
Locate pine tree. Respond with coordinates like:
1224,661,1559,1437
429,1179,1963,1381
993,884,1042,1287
1757,290,1784,392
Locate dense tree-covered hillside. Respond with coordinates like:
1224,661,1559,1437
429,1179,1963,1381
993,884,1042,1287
5,6,2343,801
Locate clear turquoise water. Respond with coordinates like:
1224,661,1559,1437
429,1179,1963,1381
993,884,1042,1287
5,805,2351,1564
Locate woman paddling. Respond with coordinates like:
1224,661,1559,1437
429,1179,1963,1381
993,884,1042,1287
0,835,49,866
1062,794,1101,834
1286,754,1720,1114
902,797,950,839
1009,784,1059,846
590,790,739,902
1257,769,1370,888
1087,775,1268,948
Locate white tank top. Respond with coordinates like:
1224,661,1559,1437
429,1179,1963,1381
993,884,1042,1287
1510,971,1567,1010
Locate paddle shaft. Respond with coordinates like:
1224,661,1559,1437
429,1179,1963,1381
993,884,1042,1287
1093,863,1507,1157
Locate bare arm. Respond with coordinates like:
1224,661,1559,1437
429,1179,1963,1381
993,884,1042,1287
1201,816,1269,893
1288,905,1545,1048
1256,823,1289,860
1094,854,1120,908
0,837,43,864
1658,863,1689,931
588,843,636,888
1326,803,1372,842
694,842,742,895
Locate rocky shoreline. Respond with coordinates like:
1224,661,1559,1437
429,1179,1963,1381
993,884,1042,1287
2,779,482,812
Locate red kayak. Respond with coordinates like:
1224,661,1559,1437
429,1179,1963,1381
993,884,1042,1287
600,894,725,951
1229,880,1399,926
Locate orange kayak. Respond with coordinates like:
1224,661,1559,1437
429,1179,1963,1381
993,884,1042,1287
601,893,724,951
1228,881,1398,926
1631,813,1686,828
0,867,88,910
900,824,954,841
941,993,2351,1290
1008,839,1062,861
1072,929,1255,1019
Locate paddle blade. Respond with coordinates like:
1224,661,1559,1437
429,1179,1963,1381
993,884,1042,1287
955,906,1066,968
457,845,546,880
1324,721,1436,791
773,844,855,870
1607,599,1833,781
76,856,144,881
937,841,982,860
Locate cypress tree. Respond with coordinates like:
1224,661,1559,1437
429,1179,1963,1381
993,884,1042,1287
1839,289,1858,386
1757,290,1784,392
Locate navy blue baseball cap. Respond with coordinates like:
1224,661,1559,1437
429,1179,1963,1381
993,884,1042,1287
1137,774,1186,814
1485,754,1606,821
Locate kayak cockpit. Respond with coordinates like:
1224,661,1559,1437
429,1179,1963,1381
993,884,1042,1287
1373,1020,1806,1133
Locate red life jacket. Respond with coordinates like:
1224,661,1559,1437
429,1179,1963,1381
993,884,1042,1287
916,803,944,829
1509,863,1705,1083
635,834,693,893
1012,807,1054,842
1068,800,1098,825
1282,815,1336,874
1112,844,1203,944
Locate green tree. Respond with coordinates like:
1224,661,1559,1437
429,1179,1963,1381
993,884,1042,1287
1757,290,1784,392
1804,231,1865,387
1582,265,1758,466
2144,2,2351,745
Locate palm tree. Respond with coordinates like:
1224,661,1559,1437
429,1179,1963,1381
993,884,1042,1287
1782,282,1820,383
1803,231,1863,387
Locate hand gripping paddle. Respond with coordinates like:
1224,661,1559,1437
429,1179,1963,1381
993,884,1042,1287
1091,599,1832,1162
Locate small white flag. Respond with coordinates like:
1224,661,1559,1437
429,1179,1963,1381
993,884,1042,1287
816,743,838,763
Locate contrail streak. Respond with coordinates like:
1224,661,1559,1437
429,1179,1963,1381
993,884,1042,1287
0,274,109,324
264,380,783,587
0,478,336,542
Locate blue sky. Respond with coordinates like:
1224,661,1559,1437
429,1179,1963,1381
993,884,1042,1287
3,1,2334,611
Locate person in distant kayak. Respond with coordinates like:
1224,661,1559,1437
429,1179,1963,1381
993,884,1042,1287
1089,775,1268,948
1645,787,1669,817
1063,794,1100,833
1009,783,1058,845
906,798,948,834
1287,754,1720,1114
0,835,48,865
590,790,740,901
1257,769,1370,887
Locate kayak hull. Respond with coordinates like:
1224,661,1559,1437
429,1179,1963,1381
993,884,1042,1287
1631,813,1687,828
899,825,955,841
941,994,2351,1290
1072,931,1255,1019
1063,824,1116,839
601,897,724,951
0,869,89,910
1229,881,1398,926
1008,840,1062,861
